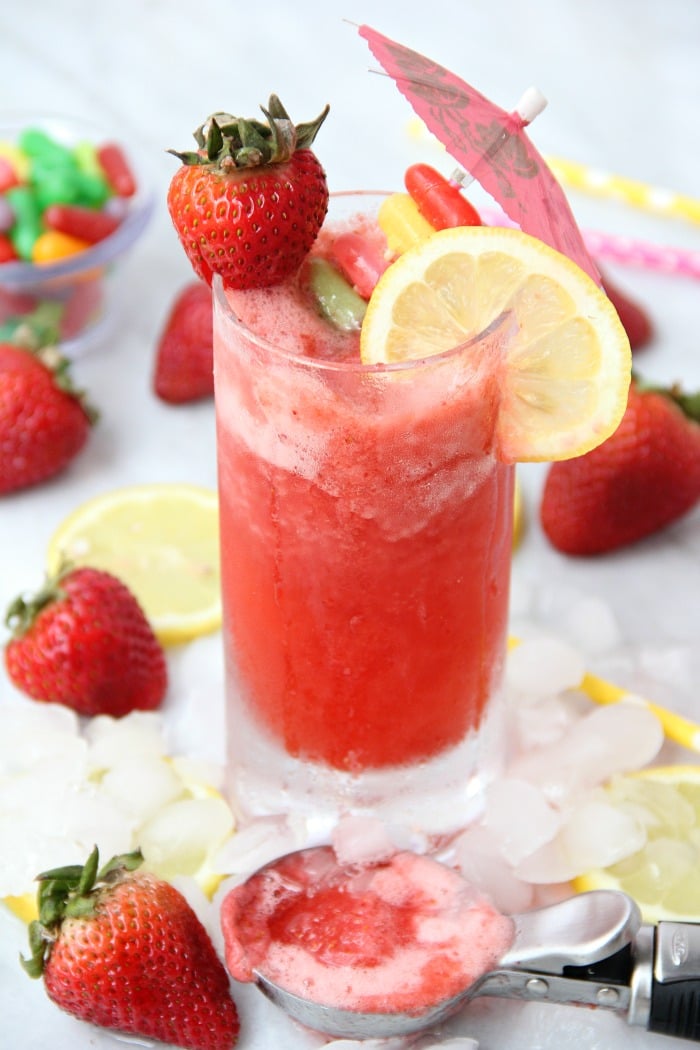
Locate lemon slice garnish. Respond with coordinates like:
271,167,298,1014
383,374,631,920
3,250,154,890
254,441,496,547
360,226,631,463
46,483,221,645
574,765,700,922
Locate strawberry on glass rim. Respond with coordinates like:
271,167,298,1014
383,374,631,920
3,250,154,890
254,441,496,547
167,94,329,289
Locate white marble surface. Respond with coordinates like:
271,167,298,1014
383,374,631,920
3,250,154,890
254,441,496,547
2,1,700,1048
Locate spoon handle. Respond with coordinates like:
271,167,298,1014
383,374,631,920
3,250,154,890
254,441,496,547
646,921,700,1041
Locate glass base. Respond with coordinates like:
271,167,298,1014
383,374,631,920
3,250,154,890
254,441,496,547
225,690,507,843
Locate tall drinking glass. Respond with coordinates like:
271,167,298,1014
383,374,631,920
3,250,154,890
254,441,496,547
213,194,514,836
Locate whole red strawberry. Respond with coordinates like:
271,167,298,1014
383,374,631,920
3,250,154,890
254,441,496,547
5,565,167,716
600,270,654,352
22,847,239,1050
153,280,213,403
540,378,700,554
167,95,329,289
0,342,96,494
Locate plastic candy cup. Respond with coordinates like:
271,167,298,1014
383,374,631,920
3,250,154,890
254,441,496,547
0,114,154,356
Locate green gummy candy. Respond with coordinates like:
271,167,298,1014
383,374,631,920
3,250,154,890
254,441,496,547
19,127,73,166
73,170,110,207
32,166,82,209
5,185,42,259
307,257,367,332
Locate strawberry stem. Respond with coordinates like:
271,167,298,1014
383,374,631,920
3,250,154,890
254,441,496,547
633,373,700,424
4,567,69,638
669,387,700,423
20,846,145,979
168,95,329,171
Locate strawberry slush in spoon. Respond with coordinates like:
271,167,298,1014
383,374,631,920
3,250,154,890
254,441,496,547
220,844,700,1042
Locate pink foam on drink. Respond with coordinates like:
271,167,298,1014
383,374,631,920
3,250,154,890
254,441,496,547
225,274,358,362
224,209,388,363
221,846,514,1015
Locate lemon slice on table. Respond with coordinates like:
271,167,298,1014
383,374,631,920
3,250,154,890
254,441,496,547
574,766,700,923
47,483,221,645
360,226,631,463
512,472,525,549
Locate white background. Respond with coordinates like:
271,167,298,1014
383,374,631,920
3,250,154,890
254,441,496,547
1,1,700,1048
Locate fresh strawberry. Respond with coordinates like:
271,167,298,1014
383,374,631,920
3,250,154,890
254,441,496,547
167,94,329,289
600,270,654,352
153,281,213,403
22,847,239,1050
540,378,700,554
5,565,167,716
0,341,96,494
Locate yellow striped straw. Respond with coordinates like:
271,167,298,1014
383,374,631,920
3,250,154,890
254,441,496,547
546,156,700,226
578,670,700,754
508,636,700,754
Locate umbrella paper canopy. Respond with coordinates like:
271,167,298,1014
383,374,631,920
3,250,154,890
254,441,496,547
358,24,601,285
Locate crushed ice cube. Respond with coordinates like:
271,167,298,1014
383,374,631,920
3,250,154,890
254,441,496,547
0,701,82,775
86,711,167,770
139,796,234,878
510,691,589,753
169,754,226,793
561,596,621,657
508,701,664,806
454,824,535,914
332,815,397,865
559,796,647,871
65,791,135,850
515,792,646,884
211,817,299,880
0,817,81,895
506,636,586,696
100,756,184,822
165,632,226,765
639,643,694,694
484,779,561,865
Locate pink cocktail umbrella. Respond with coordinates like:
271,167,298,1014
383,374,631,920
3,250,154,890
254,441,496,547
358,24,601,285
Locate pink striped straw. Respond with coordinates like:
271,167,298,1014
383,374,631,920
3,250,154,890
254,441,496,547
480,205,700,280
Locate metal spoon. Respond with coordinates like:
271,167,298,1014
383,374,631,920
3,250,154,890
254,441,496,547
232,847,645,1039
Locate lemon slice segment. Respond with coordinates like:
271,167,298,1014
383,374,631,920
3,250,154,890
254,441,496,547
574,765,700,923
360,226,631,463
46,483,221,645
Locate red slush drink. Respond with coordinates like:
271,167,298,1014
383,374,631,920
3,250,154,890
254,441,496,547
214,197,514,828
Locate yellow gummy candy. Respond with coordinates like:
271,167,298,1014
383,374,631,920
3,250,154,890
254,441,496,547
31,229,91,264
0,140,30,181
378,193,435,255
